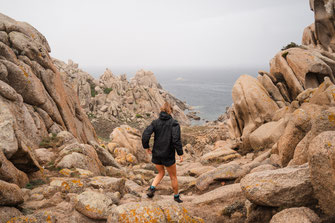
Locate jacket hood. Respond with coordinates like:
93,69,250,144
159,112,172,120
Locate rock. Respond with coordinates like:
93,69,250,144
0,207,22,223
270,207,321,223
310,0,335,51
75,190,115,220
56,143,104,175
125,180,143,196
0,96,18,159
196,150,271,191
110,125,148,163
0,149,29,188
49,177,86,194
257,74,285,103
309,76,335,105
160,176,196,193
250,164,277,174
187,165,215,177
308,131,335,216
57,131,77,145
249,118,288,151
0,180,24,206
277,104,321,166
230,75,279,140
107,200,203,223
240,164,315,207
289,106,335,166
200,147,240,164
88,140,120,168
34,148,55,165
88,176,125,193
285,48,333,89
193,184,244,206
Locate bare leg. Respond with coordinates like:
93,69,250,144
166,163,178,195
152,164,165,187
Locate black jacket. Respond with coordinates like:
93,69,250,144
142,112,183,160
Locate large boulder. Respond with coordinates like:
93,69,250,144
270,207,321,223
0,180,24,206
249,118,288,151
110,125,149,164
276,104,321,166
0,207,23,223
240,164,315,207
75,190,115,220
289,106,335,166
308,131,335,216
56,143,105,175
231,75,279,140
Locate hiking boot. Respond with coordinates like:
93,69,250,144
147,186,156,198
174,194,183,203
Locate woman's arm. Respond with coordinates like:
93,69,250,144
172,120,183,156
142,121,154,149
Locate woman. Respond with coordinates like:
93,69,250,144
142,102,184,203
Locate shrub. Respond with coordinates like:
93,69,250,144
87,112,96,119
39,134,62,148
103,87,113,94
87,79,97,97
25,179,46,189
135,114,143,118
281,42,299,51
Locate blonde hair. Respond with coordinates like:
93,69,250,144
160,101,173,115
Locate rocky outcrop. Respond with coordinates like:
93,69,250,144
54,59,190,137
0,12,98,183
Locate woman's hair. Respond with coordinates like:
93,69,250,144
160,101,173,114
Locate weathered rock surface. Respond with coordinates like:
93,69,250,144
0,180,24,205
240,164,315,207
107,200,203,223
75,190,115,220
0,206,23,223
308,131,335,216
270,207,321,223
249,118,288,151
231,75,279,141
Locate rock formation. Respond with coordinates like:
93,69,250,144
54,59,190,138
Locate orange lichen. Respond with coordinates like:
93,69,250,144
329,113,335,125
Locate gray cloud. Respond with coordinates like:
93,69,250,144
1,0,314,71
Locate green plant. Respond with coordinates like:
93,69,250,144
103,87,113,94
87,79,97,97
282,51,289,59
135,114,143,118
25,179,46,189
39,134,62,148
87,112,96,119
281,42,299,51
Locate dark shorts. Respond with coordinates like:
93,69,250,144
152,157,175,167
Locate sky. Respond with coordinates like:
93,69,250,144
1,0,314,73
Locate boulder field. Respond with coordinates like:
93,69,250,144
2,0,335,222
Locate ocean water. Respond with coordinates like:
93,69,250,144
85,67,261,122
154,68,260,122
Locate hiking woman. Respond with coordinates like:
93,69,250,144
141,101,184,203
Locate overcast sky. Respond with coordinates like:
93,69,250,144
1,0,314,72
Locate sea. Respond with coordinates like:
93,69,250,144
84,67,262,124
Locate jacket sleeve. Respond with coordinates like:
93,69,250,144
142,121,154,149
172,120,183,155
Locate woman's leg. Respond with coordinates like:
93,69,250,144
152,164,165,187
166,163,178,195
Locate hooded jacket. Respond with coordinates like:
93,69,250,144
142,112,183,160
